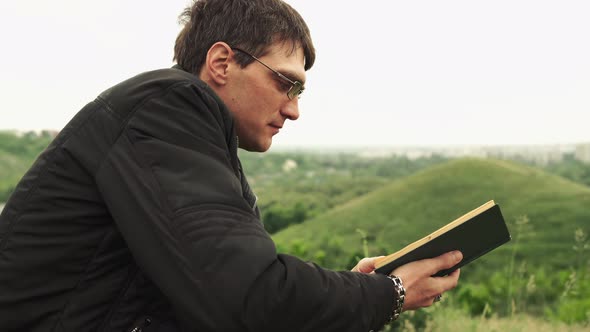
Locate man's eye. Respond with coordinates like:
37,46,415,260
277,80,292,92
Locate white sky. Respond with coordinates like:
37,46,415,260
1,0,588,148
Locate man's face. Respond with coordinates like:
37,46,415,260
223,42,306,152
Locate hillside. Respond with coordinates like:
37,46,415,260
272,158,590,275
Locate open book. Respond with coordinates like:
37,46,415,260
374,200,511,276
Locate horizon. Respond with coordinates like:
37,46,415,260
1,128,589,150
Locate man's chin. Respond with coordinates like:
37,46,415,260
239,139,272,153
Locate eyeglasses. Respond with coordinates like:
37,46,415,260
232,47,304,100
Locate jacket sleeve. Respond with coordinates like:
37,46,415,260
94,83,395,332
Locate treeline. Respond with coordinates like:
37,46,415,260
0,130,54,202
238,151,449,233
542,153,590,187
2,129,590,221
0,130,448,209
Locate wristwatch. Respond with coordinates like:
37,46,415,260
386,275,405,322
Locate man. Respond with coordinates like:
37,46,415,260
0,0,461,331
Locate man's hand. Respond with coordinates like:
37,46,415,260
392,251,463,310
350,256,385,274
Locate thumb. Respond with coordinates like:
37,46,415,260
433,251,463,274
352,256,384,273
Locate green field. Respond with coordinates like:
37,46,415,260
389,306,589,332
273,158,590,271
272,158,590,324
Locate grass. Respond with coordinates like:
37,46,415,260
273,158,590,326
273,158,590,274
390,306,589,332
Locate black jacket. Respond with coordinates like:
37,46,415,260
0,67,394,331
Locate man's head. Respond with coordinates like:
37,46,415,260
174,0,315,152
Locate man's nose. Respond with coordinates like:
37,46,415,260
281,98,300,121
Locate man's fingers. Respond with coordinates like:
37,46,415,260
391,251,463,282
390,252,463,311
448,267,461,278
432,251,463,274
437,268,461,292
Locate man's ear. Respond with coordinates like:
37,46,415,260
200,42,233,86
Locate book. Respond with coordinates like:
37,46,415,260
374,200,511,277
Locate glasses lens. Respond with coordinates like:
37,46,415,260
288,81,304,100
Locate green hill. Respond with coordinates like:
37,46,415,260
272,158,590,275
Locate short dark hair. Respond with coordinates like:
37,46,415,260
174,0,315,75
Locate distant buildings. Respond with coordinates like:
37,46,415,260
575,144,590,163
351,143,590,165
282,159,298,172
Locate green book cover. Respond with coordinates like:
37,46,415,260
375,201,511,277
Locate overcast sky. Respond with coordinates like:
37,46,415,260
1,0,588,148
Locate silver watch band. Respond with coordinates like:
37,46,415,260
386,275,405,322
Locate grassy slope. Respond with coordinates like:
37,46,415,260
272,158,590,273
391,307,589,332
